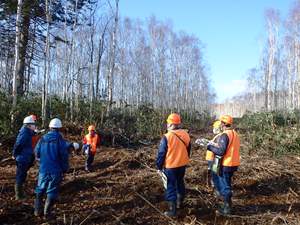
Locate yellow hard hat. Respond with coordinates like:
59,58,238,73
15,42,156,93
213,120,221,128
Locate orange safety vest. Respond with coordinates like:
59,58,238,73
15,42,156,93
85,133,100,155
205,133,222,161
164,129,190,169
222,129,240,167
32,135,40,150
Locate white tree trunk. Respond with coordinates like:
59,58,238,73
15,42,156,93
12,0,23,112
287,51,293,109
107,0,119,112
265,10,279,111
42,0,51,126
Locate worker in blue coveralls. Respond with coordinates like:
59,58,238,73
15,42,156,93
33,118,79,219
12,116,36,200
156,113,191,217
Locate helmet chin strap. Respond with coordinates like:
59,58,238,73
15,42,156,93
167,124,181,131
167,124,175,131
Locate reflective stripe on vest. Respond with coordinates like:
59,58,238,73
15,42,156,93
222,129,240,167
85,134,99,154
205,133,222,161
164,129,190,168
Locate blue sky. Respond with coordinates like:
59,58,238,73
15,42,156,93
119,0,295,102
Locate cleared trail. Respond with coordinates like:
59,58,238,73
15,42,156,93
0,133,300,225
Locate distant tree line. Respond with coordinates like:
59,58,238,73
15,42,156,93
0,0,214,125
223,1,300,116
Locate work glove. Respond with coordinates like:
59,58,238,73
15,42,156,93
72,142,80,151
34,129,45,135
82,144,91,155
195,138,210,147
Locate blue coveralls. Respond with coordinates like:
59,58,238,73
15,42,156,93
156,135,191,202
207,133,238,202
12,126,35,185
34,130,70,200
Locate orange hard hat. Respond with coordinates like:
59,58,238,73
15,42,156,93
30,114,37,121
88,125,95,131
219,115,233,125
166,113,181,125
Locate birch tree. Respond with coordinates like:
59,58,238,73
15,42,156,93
11,0,23,122
107,0,119,112
265,9,280,111
42,0,51,126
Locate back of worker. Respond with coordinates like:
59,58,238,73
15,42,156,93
156,113,191,217
36,130,69,174
12,116,36,200
34,118,71,219
164,129,190,168
13,125,34,164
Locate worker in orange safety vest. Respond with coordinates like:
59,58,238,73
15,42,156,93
205,120,222,188
156,113,191,217
82,125,100,172
30,115,41,149
207,115,240,216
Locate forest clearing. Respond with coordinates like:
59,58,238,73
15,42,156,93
1,128,300,225
1,0,300,224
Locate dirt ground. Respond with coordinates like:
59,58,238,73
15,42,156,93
0,133,300,225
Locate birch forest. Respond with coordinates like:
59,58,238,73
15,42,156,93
217,1,300,116
0,0,213,129
1,2,300,225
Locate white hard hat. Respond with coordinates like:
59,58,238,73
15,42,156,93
72,142,80,150
23,116,36,124
49,118,62,128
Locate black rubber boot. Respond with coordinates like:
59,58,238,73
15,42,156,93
217,200,232,216
44,197,55,220
176,194,184,209
15,184,25,200
164,201,176,217
34,194,43,217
